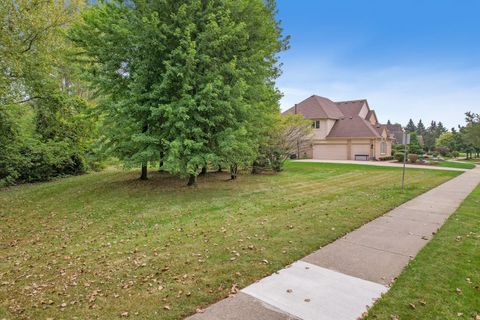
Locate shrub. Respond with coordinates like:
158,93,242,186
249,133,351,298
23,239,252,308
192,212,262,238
408,154,419,163
392,144,406,154
394,152,405,162
435,146,450,157
379,156,394,161
452,151,460,158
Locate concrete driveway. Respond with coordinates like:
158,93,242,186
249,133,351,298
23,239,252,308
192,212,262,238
294,159,471,172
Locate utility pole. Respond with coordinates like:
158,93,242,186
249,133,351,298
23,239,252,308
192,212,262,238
402,132,410,192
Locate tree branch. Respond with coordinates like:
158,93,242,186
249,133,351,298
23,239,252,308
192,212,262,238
15,96,44,104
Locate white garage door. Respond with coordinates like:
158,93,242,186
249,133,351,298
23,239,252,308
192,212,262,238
351,144,371,159
313,144,348,160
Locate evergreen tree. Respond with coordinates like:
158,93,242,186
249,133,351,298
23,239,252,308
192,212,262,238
424,121,438,152
416,119,426,137
405,119,416,133
436,121,448,136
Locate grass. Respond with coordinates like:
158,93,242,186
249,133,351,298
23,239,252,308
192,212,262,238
459,158,480,164
429,160,476,170
365,184,480,320
0,162,460,320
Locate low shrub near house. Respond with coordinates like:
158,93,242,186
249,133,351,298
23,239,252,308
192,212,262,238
379,156,394,161
408,154,419,163
392,144,406,154
394,152,405,162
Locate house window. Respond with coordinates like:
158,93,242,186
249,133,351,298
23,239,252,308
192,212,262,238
381,141,387,155
312,120,320,129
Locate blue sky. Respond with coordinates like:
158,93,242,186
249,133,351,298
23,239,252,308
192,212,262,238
276,0,480,129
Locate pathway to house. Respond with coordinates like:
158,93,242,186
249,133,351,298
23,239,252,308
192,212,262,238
294,159,469,171
187,165,480,320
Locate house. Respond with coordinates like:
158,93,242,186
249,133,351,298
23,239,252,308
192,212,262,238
386,123,404,144
283,95,393,160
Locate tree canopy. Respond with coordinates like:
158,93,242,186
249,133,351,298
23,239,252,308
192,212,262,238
0,0,98,187
70,0,288,184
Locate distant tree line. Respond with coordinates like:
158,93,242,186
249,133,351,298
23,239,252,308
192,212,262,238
399,115,480,158
1,0,309,187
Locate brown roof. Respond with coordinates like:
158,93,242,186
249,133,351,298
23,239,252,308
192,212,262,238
374,124,387,135
328,118,382,138
386,123,403,133
282,95,344,119
327,100,381,138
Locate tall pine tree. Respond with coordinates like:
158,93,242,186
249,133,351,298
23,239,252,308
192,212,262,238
405,119,416,133
416,119,426,137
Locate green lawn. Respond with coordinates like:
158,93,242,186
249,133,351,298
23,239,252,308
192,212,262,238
429,160,476,170
365,184,480,320
0,162,459,319
459,158,480,164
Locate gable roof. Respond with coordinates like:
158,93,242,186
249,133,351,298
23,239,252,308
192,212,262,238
386,123,403,133
282,95,344,119
386,123,404,143
327,117,382,138
327,99,382,138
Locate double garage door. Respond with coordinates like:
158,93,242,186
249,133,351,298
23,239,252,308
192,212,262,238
313,145,348,160
313,144,371,160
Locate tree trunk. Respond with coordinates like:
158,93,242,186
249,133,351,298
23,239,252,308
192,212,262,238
251,161,258,174
200,166,207,175
140,163,148,180
230,164,237,180
158,150,164,171
187,174,197,186
217,165,222,172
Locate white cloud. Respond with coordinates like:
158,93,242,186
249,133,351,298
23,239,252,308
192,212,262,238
277,60,480,128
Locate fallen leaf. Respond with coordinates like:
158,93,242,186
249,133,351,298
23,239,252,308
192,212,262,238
230,283,239,294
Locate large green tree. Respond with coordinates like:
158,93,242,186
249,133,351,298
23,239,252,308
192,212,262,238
71,0,287,184
462,112,480,158
0,0,96,186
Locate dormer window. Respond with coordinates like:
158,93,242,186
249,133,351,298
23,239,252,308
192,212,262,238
312,120,320,129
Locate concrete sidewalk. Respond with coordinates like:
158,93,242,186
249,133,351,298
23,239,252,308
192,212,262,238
294,159,469,171
187,166,480,320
